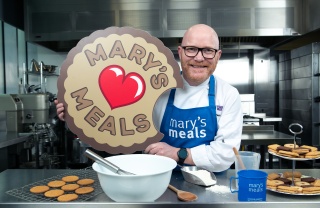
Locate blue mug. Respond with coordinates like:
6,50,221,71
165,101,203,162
230,169,267,201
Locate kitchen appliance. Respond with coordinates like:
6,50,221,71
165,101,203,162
18,94,49,130
0,94,24,132
0,94,49,133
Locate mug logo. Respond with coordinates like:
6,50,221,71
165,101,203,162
99,65,146,109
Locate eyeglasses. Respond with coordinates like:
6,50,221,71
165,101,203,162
181,46,219,59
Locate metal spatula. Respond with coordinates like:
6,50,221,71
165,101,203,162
84,149,135,175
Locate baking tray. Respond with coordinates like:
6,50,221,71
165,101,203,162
6,168,103,202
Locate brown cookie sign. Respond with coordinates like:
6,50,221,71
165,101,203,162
57,27,183,154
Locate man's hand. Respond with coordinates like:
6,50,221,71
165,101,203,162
145,142,179,162
54,100,65,121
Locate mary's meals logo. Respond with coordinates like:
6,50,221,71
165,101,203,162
58,27,182,154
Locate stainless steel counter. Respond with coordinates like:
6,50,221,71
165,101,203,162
0,132,31,148
0,169,319,207
241,129,300,169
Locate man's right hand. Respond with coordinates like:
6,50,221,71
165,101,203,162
54,99,65,121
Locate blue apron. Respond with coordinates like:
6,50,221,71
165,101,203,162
160,75,218,148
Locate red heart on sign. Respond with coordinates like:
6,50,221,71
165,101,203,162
99,65,146,110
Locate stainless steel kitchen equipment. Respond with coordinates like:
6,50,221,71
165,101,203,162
0,94,23,132
18,94,49,126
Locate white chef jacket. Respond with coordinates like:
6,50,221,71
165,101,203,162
153,75,243,172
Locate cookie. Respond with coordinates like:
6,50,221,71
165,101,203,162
300,145,318,152
62,175,79,183
277,177,291,184
75,187,94,194
277,185,302,194
61,184,80,191
305,151,320,158
301,177,316,183
268,144,280,151
287,177,301,182
284,143,299,148
77,178,95,186
57,193,79,202
278,150,299,158
302,186,320,194
291,148,309,154
30,185,50,194
268,173,280,180
277,146,292,151
295,181,310,187
267,179,284,187
314,179,320,187
268,148,277,154
47,180,66,188
44,189,65,198
282,171,302,178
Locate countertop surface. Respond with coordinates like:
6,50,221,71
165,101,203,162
0,168,319,207
0,132,32,148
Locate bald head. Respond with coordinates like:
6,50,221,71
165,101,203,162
181,24,219,49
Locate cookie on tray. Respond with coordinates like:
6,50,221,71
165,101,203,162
305,151,320,158
61,184,80,191
75,187,94,194
277,185,302,194
282,171,302,178
44,189,65,198
300,145,318,152
77,178,95,186
278,150,299,158
30,185,50,194
267,173,280,180
57,193,79,202
62,175,79,183
268,144,280,151
47,180,66,188
284,143,299,149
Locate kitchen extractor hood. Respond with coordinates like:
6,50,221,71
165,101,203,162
24,0,319,52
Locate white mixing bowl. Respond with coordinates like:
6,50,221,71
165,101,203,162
92,154,177,202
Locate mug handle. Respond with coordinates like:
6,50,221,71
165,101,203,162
230,176,238,193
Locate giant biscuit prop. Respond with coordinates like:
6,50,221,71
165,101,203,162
58,27,183,154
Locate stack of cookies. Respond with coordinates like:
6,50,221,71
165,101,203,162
267,171,320,194
268,144,320,158
29,175,95,202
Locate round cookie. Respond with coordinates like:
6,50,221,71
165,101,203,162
44,189,65,198
47,180,66,188
30,185,50,194
61,184,80,191
62,175,79,183
57,193,79,202
295,181,310,187
75,187,94,194
77,178,94,186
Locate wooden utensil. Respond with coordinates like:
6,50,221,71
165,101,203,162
232,147,246,169
168,184,198,202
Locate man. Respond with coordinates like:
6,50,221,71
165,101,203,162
55,24,242,172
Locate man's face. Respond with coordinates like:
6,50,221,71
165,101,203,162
178,30,221,86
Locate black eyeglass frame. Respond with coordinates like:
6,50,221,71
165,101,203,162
181,46,219,59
